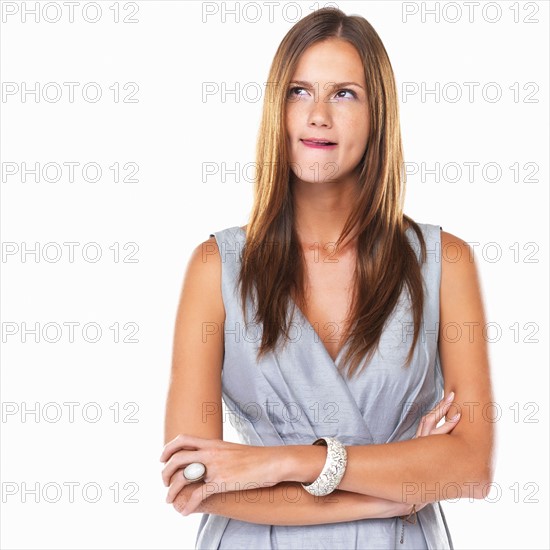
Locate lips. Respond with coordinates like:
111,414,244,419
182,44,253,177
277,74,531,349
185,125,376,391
301,138,337,145
300,138,337,149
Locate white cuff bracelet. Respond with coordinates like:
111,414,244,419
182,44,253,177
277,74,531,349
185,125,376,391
300,436,348,497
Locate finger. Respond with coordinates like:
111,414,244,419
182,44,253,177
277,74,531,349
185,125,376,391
420,399,454,437
179,484,209,516
431,395,454,424
428,413,461,436
414,412,427,438
160,434,203,463
416,415,431,438
166,470,188,504
415,392,454,438
419,409,443,436
161,450,203,487
172,489,189,515
419,410,438,437
415,412,433,439
431,392,455,419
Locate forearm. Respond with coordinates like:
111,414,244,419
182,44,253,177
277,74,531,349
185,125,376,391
174,482,406,526
284,434,490,503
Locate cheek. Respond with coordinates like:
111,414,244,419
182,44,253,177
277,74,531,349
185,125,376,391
285,114,297,148
285,104,303,134
341,114,369,149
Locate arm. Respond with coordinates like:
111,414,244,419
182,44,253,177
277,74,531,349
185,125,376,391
163,236,415,524
280,231,496,503
173,481,413,525
163,237,224,446
168,393,457,519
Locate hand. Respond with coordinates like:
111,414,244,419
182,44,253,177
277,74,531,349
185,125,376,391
160,434,281,515
387,395,461,518
414,391,461,439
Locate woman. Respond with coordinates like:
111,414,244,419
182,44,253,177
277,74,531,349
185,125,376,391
160,7,494,549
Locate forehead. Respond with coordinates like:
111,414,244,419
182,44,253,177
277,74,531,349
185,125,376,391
291,39,365,85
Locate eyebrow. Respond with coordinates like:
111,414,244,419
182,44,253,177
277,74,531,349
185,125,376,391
289,80,365,90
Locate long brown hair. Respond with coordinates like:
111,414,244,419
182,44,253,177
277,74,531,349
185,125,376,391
237,7,427,378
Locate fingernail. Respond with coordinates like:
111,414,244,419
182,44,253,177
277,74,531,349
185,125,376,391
450,412,460,421
445,391,455,402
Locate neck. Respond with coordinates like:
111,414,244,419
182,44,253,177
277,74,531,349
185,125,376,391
291,175,360,252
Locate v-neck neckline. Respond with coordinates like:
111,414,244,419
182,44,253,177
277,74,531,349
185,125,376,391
235,225,349,368
288,298,350,367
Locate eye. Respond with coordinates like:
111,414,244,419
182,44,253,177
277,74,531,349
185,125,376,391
287,86,308,98
334,88,357,99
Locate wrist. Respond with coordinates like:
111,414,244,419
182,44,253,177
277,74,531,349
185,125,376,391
278,444,327,483
350,494,414,520
397,501,418,518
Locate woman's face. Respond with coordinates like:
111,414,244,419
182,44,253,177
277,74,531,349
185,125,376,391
285,38,370,186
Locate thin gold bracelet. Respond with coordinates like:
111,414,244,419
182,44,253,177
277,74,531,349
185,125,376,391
400,503,417,524
399,504,417,545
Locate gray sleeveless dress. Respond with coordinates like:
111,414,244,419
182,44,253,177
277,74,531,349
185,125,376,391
195,223,454,550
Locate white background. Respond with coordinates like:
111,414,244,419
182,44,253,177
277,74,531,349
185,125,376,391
1,1,548,549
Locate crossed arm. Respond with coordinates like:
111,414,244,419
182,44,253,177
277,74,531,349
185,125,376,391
164,231,495,524
174,482,406,526
169,394,472,524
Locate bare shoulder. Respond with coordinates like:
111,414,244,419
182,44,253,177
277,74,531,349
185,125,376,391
182,235,225,322
440,228,471,251
189,234,222,267
440,231,483,317
184,223,247,310
439,230,482,292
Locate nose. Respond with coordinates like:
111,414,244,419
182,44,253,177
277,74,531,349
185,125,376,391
307,95,332,128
